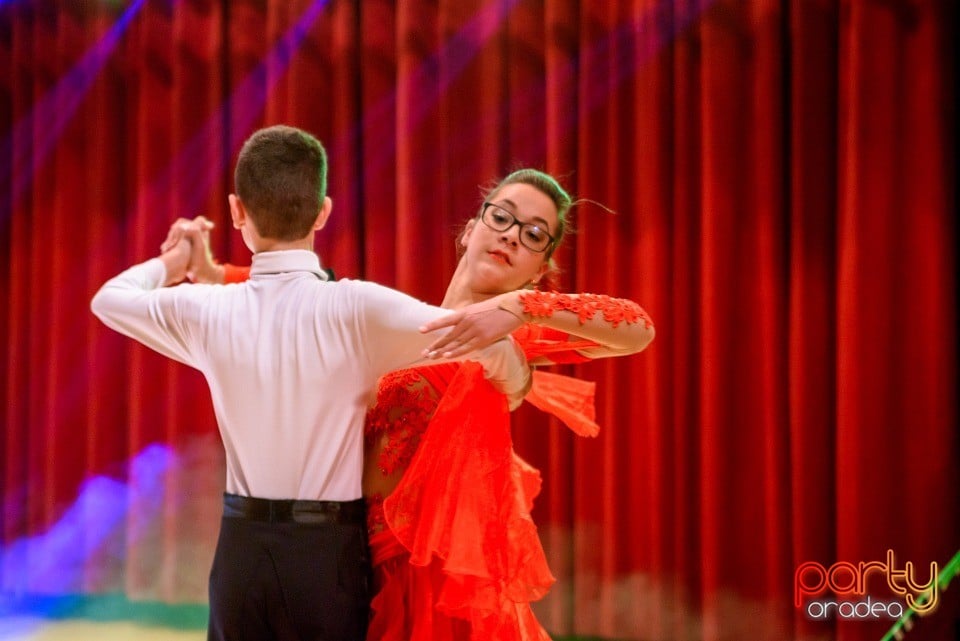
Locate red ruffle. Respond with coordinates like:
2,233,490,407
368,528,551,641
511,324,598,363
525,371,599,437
379,362,554,640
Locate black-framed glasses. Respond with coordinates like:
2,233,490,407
480,202,556,253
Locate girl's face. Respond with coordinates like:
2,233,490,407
459,182,559,295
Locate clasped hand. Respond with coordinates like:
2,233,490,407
159,216,217,283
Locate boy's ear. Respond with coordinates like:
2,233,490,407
313,196,333,231
229,194,246,229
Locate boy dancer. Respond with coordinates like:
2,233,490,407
91,125,529,640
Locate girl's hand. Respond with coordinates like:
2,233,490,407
420,292,525,359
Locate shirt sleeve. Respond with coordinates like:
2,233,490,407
90,258,202,368
349,280,531,408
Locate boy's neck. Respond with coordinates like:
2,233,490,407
251,237,314,254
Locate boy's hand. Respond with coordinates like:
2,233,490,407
160,216,224,283
160,239,192,286
419,292,525,359
160,216,210,252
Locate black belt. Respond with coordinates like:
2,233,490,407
223,493,365,525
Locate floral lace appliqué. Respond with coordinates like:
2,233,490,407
364,369,440,477
519,290,654,328
366,493,387,534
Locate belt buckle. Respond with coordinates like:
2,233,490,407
293,503,333,525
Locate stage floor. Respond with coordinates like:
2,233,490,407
1,617,205,640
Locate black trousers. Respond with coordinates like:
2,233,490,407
207,494,370,641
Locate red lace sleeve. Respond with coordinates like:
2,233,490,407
519,290,653,328
222,263,250,284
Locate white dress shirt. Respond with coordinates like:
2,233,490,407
91,249,528,501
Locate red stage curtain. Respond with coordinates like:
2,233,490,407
1,2,956,640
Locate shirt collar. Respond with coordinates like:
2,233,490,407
249,250,330,281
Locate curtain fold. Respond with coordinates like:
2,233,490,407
1,1,956,640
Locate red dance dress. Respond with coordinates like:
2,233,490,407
364,292,652,641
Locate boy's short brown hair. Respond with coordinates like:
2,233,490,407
234,125,328,241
